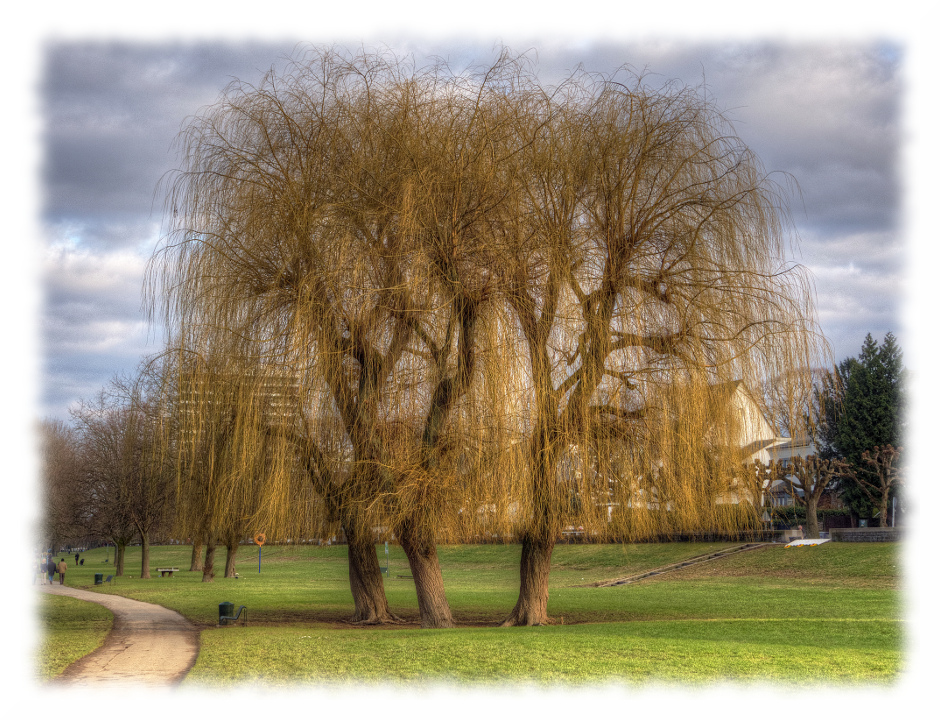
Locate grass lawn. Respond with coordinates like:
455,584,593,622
44,540,903,686
36,593,113,680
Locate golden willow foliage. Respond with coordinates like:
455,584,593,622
155,350,325,544
147,47,826,551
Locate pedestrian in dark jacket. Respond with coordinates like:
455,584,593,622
46,559,55,584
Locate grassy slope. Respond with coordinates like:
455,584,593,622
43,541,902,685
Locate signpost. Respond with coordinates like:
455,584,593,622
254,533,266,573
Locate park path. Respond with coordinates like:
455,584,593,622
40,584,199,686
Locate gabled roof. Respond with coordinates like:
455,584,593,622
708,379,788,454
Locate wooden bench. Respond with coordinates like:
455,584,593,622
156,567,180,577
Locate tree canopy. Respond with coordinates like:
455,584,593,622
146,46,827,626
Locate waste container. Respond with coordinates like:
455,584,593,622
219,601,234,625
94,573,103,585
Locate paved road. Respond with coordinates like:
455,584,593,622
40,584,199,686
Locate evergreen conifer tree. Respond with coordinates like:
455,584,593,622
827,333,906,521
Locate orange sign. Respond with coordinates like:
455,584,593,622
254,533,266,546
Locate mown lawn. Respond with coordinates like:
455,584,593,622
36,593,113,680
42,541,903,685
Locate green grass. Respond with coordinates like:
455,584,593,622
44,541,903,685
36,593,113,680
192,619,900,686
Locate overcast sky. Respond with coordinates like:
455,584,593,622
37,38,904,421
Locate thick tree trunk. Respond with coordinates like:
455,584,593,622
112,541,128,576
139,529,151,579
224,534,239,578
190,538,204,571
345,522,400,624
804,496,821,539
398,519,455,628
879,493,891,528
500,533,555,626
202,535,217,582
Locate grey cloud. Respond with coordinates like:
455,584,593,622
41,42,298,242
508,41,902,236
806,246,905,361
43,342,152,419
44,134,170,225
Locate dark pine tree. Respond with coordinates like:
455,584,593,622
828,333,906,523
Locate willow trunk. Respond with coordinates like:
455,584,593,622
500,533,556,626
344,521,399,624
224,536,238,578
202,535,217,582
114,541,127,576
190,539,204,571
398,519,455,628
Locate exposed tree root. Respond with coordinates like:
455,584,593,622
343,613,407,626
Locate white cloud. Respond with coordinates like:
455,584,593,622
44,241,147,294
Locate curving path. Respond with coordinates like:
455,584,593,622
40,584,199,686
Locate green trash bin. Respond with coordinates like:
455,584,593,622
219,601,234,625
94,573,103,585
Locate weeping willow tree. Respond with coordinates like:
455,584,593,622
467,66,828,625
156,350,317,582
149,48,525,627
148,46,826,628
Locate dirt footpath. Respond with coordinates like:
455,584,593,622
41,584,199,686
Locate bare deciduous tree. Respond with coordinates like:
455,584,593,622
853,445,903,528
781,455,850,538
72,388,167,577
38,419,85,553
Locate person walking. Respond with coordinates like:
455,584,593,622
57,558,67,585
46,558,56,584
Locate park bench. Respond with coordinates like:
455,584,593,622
218,604,248,626
156,568,180,577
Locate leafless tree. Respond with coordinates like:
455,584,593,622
780,455,851,538
72,399,143,576
71,366,175,579
851,445,903,528
38,419,85,552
